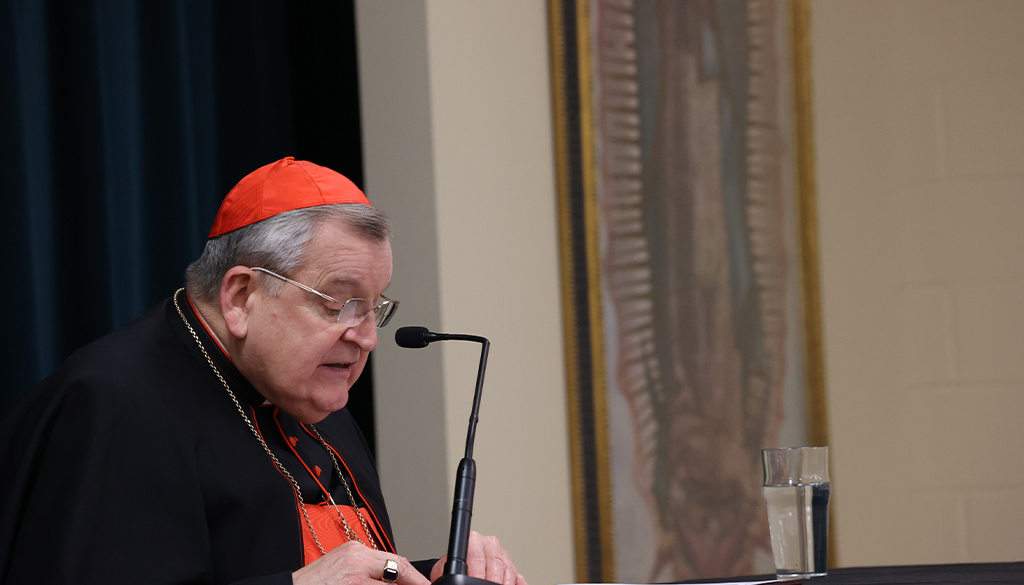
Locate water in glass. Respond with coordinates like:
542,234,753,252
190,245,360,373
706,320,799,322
763,481,830,578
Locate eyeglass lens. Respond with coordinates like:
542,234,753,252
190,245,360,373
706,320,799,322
336,298,396,329
375,300,396,328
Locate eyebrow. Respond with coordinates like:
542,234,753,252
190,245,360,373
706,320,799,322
317,277,370,298
323,276,359,287
317,275,391,297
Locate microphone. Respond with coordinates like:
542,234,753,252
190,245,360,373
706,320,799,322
394,326,449,348
395,326,495,585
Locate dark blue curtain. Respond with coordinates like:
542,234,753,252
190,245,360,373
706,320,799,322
0,0,376,450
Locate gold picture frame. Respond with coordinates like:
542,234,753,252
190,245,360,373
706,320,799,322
549,0,827,580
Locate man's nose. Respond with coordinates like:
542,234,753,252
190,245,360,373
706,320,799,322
342,314,378,351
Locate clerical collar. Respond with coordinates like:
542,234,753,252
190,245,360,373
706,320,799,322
175,290,267,407
189,300,230,356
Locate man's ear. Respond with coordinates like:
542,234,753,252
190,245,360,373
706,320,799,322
220,267,257,339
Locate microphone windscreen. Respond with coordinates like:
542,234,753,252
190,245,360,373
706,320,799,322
395,326,431,348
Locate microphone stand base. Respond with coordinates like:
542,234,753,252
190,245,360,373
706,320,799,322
433,574,502,585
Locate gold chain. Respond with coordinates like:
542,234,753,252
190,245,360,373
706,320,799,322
309,425,379,550
172,289,378,555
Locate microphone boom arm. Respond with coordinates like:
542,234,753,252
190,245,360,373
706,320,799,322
444,335,488,576
394,327,493,580
459,336,488,460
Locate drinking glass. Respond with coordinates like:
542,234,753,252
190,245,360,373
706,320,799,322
762,447,830,579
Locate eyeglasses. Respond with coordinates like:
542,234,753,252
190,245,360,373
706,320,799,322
250,267,399,329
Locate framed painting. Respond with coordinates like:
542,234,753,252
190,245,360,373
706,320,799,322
548,0,827,581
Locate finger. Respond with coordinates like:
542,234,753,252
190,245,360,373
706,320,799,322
480,535,510,585
391,555,430,585
429,557,446,582
466,532,488,579
295,542,419,585
501,560,518,585
515,572,529,585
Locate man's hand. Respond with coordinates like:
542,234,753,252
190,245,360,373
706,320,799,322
294,541,430,585
428,531,528,585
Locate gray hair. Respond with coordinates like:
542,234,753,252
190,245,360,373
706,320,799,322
185,203,391,304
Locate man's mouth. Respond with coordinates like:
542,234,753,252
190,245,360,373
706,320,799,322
323,362,352,369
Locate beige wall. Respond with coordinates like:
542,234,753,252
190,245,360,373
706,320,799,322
357,2,575,584
358,0,1024,578
813,0,1024,566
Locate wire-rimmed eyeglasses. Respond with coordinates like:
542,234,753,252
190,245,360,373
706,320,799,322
251,267,399,329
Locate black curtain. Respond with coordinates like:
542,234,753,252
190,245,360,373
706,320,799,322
0,0,377,454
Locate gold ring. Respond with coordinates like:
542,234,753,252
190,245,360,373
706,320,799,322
382,558,399,583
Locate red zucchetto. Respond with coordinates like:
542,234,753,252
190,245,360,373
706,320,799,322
208,157,370,238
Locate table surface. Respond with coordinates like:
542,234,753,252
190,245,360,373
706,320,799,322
678,562,1024,585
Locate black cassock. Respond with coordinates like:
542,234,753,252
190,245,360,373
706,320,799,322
0,294,434,584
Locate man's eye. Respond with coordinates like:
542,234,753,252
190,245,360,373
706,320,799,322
351,300,373,317
321,305,343,319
